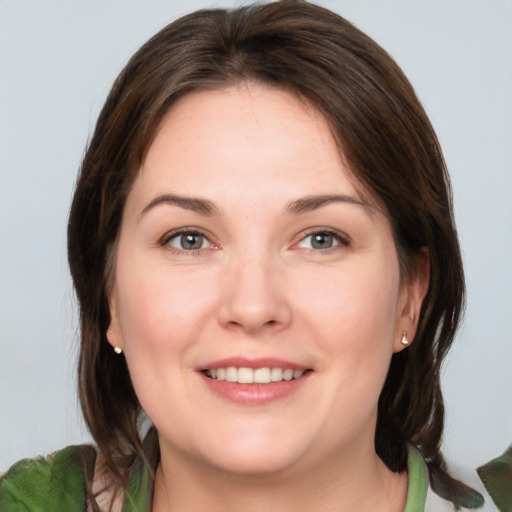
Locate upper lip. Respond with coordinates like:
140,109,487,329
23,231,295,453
198,357,310,371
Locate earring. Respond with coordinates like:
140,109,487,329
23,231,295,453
401,331,409,346
107,330,123,354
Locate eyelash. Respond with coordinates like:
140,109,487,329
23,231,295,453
296,228,351,252
159,228,213,255
158,227,350,255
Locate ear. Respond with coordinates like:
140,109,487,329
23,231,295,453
106,284,124,352
393,247,430,353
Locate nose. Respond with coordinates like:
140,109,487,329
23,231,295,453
217,252,292,336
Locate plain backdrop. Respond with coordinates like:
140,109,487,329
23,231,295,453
1,0,511,471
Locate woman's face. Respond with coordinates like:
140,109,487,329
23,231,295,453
108,83,426,475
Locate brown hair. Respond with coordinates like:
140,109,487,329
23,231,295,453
68,0,464,488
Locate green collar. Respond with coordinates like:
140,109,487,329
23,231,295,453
403,445,429,512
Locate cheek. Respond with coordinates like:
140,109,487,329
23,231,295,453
114,268,215,413
270,261,402,447
294,260,401,389
117,275,210,355
296,261,400,338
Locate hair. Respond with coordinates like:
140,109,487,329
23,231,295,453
68,0,464,492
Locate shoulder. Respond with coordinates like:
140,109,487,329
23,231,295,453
0,444,96,512
407,444,511,512
477,445,512,512
425,464,499,512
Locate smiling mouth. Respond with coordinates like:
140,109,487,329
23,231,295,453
202,367,311,384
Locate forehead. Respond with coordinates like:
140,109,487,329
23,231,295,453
131,83,373,211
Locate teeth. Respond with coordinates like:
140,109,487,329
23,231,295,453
238,367,254,384
204,366,306,384
226,367,237,382
271,367,283,381
254,367,271,384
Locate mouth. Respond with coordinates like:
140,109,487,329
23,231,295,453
202,367,311,384
199,359,313,404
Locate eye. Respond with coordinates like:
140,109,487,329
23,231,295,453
297,230,348,250
165,231,210,251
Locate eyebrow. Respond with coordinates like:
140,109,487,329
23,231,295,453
285,194,374,216
140,192,373,219
141,194,222,217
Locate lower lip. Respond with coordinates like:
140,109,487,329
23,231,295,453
200,372,311,404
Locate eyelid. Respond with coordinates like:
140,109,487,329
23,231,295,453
295,227,351,249
159,227,217,252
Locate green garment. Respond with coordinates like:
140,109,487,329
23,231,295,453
0,445,95,512
478,446,512,512
0,444,152,512
0,442,508,511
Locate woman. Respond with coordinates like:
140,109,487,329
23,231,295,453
0,1,507,510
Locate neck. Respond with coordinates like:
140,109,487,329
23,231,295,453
151,438,408,512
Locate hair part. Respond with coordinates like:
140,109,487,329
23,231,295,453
68,0,464,488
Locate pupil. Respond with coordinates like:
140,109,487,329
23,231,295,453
181,234,202,250
312,233,332,249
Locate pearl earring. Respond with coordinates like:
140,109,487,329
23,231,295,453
401,331,409,346
107,329,123,354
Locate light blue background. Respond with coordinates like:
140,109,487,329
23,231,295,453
1,0,511,471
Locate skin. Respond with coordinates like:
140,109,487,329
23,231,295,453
107,83,429,512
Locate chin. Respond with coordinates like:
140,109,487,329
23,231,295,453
201,442,307,477
160,420,313,477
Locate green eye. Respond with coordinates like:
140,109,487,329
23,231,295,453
297,230,348,250
310,233,335,249
167,232,207,251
